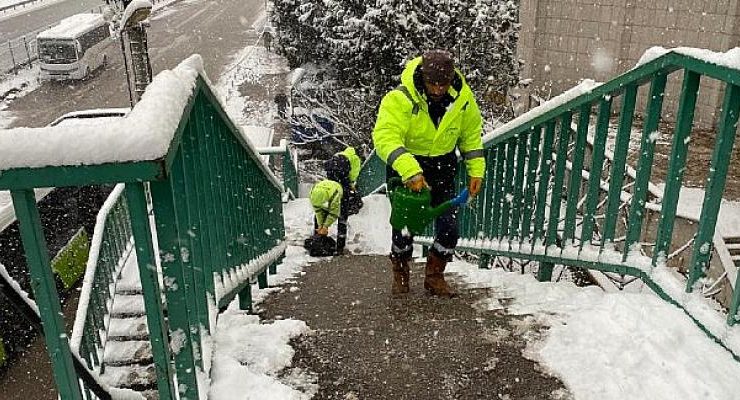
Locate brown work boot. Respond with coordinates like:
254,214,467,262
389,254,411,296
424,252,456,298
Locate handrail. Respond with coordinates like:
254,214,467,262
0,54,288,399
257,139,299,198
71,184,133,369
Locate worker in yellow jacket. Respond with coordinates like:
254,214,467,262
372,49,485,297
310,179,343,237
308,152,353,255
324,146,364,253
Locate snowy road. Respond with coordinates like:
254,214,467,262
3,0,267,128
0,0,104,43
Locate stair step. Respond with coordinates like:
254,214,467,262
725,236,740,245
117,248,144,294
104,340,152,366
111,295,146,318
108,316,150,341
102,364,156,388
116,287,144,296
726,242,740,252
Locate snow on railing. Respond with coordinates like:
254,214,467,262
71,184,132,354
213,241,286,304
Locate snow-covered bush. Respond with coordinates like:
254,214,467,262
272,0,521,147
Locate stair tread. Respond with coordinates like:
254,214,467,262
108,316,149,340
111,294,146,317
101,364,156,388
117,249,144,293
103,340,152,365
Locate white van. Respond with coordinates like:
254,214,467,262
37,13,114,81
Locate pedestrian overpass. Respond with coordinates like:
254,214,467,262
1,50,739,399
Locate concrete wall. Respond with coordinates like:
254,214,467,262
516,0,740,128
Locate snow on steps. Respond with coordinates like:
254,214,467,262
108,315,150,341
103,340,153,366
100,253,158,397
111,294,146,318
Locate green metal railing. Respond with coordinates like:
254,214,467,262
258,139,299,199
71,184,132,377
0,57,288,399
358,50,740,358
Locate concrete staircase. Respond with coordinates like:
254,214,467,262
101,256,158,399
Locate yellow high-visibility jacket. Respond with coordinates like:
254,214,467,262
372,56,485,181
338,146,361,185
310,179,343,227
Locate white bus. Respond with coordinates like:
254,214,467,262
37,13,114,81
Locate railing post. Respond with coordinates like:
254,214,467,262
509,132,528,243
580,97,613,250
8,40,17,74
623,72,667,262
601,84,638,249
653,71,700,266
520,126,541,243
149,179,201,400
532,120,556,244
11,189,82,400
563,103,591,246
687,83,740,293
239,283,253,312
125,182,177,400
22,36,31,68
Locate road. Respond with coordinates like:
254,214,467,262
0,0,105,43
5,0,266,128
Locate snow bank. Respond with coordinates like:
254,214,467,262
209,311,312,400
453,263,740,400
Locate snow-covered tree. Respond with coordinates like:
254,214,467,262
272,0,521,148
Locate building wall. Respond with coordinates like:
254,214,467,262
516,0,740,127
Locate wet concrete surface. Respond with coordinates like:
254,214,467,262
261,255,568,400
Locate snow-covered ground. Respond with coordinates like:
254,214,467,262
209,194,740,400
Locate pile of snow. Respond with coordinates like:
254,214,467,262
209,312,313,400
454,264,740,399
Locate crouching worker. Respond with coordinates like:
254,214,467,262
326,146,364,253
305,155,351,256
305,179,342,256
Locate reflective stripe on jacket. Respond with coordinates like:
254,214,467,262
310,179,343,227
372,56,485,181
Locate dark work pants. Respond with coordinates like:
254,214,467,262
388,151,459,261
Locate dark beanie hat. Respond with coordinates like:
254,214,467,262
421,50,455,85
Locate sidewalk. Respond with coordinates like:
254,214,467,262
259,254,566,400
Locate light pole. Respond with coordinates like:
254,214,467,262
120,0,153,105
